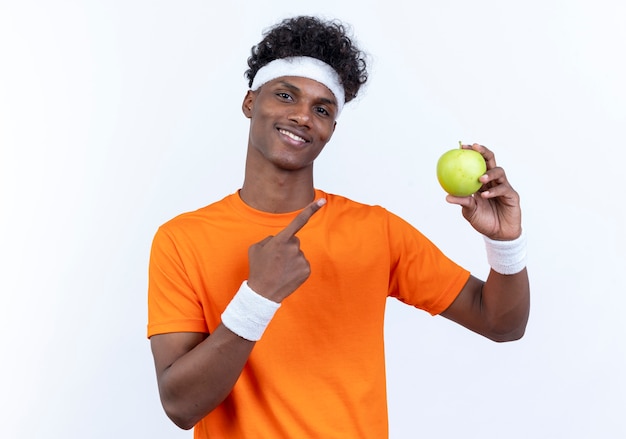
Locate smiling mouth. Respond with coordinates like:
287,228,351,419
278,128,307,143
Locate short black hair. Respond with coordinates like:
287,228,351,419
245,16,368,103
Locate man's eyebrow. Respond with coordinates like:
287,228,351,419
276,80,337,107
276,80,301,93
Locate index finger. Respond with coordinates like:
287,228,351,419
464,143,496,170
277,198,326,239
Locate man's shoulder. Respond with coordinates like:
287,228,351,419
158,193,236,232
322,191,389,218
322,190,422,236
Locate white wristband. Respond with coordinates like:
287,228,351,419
221,281,281,341
483,229,528,275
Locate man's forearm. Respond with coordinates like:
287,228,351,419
155,325,255,430
481,267,530,341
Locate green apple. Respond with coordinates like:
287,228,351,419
436,145,487,196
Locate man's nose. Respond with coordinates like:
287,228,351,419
288,102,311,126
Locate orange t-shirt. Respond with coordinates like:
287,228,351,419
148,189,470,438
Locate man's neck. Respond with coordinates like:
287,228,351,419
239,169,316,214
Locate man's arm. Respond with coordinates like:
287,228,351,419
439,143,530,341
440,270,529,342
150,327,254,430
149,199,326,429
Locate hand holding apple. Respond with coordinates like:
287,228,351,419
438,142,523,242
436,142,487,197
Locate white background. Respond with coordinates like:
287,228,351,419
1,1,624,438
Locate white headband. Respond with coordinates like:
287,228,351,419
250,56,345,116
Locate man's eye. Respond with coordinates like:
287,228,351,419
277,92,292,100
315,107,330,116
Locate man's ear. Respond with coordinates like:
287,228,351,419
242,90,255,118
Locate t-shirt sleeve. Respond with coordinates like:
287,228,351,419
147,225,209,337
386,211,470,315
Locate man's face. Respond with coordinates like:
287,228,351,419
242,76,338,172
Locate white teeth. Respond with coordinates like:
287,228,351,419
279,129,306,142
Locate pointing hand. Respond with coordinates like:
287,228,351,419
247,199,326,302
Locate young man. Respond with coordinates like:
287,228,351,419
147,15,530,438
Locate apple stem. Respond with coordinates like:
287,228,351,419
458,140,462,148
